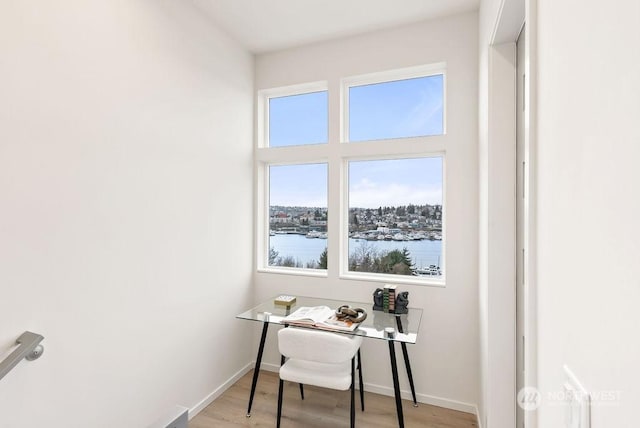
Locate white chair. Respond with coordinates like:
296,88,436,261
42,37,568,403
276,327,364,428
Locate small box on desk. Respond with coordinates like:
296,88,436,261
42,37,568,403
274,295,296,306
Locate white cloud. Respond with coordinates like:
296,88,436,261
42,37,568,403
349,180,441,208
271,194,327,208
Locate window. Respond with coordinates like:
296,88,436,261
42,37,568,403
269,91,328,147
348,74,444,141
257,65,446,285
348,157,443,278
269,163,328,270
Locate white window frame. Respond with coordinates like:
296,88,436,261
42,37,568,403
256,63,447,286
258,80,329,149
341,62,447,143
340,154,446,286
256,81,330,277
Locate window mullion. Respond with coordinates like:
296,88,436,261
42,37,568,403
338,136,447,160
326,78,342,278
256,145,330,164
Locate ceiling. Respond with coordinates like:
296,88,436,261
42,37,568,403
191,0,479,53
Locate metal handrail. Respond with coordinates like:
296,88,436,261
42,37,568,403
0,331,45,382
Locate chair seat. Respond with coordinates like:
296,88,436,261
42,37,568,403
276,328,364,428
280,358,352,390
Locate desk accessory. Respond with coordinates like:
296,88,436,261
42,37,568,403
373,285,407,313
281,306,358,332
373,288,384,310
395,291,409,314
274,295,296,306
335,305,367,323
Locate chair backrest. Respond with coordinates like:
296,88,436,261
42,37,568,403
278,327,362,365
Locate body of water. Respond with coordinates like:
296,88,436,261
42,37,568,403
269,234,442,269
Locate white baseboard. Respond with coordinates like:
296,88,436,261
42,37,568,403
474,404,483,428
259,362,280,373
189,362,480,424
363,381,477,415
188,362,253,419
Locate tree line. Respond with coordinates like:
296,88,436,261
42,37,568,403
269,242,414,276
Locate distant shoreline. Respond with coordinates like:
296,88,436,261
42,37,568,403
269,233,442,271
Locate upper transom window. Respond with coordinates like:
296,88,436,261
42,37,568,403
268,90,328,148
348,74,444,142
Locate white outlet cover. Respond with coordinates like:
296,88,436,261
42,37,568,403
563,365,590,428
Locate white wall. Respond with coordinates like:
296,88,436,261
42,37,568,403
536,0,640,426
0,1,254,427
254,12,480,413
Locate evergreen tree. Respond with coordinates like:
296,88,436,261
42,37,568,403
318,248,328,269
400,247,414,269
380,248,414,275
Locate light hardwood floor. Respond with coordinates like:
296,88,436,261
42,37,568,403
190,370,478,428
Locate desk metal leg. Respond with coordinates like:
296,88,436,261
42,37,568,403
396,317,418,406
400,343,418,407
357,349,364,411
388,341,405,428
276,354,285,428
350,357,356,428
247,321,269,417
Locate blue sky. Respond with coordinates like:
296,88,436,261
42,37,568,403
270,163,327,207
270,158,443,209
269,91,328,147
349,157,442,208
269,75,443,208
349,74,443,141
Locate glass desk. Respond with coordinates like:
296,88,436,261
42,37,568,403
237,295,423,428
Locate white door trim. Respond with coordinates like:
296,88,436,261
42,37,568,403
486,0,538,427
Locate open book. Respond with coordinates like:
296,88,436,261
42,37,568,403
281,306,358,332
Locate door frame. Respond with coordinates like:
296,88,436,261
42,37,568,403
486,0,537,427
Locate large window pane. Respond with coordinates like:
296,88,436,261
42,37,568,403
349,75,444,142
269,91,328,147
348,157,443,278
269,164,328,269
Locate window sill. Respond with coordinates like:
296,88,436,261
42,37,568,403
339,272,446,288
256,267,445,287
256,266,328,278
